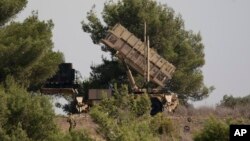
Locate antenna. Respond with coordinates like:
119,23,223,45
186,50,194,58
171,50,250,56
144,21,150,85
147,36,150,83
144,21,147,83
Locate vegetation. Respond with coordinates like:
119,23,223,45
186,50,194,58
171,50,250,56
1,1,249,141
0,78,91,141
193,117,229,141
82,0,212,102
219,94,250,108
0,78,59,141
62,131,92,141
0,0,27,25
0,1,91,140
90,85,179,141
0,0,64,91
83,57,127,90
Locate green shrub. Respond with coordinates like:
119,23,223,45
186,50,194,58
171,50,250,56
150,114,174,135
0,77,93,141
0,78,58,140
63,131,92,141
193,117,229,141
90,85,159,141
90,85,180,141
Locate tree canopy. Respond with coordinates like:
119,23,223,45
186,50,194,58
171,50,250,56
0,77,58,141
0,0,64,90
0,0,27,26
82,0,211,101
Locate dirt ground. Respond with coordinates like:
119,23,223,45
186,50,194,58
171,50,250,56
55,114,105,141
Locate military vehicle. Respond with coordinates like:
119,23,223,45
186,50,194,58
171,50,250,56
101,24,178,115
41,24,179,115
41,63,79,95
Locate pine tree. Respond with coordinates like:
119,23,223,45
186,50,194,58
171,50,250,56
0,1,64,90
82,0,212,101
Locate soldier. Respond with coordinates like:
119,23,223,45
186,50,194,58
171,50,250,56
76,102,89,113
67,113,76,132
164,93,179,112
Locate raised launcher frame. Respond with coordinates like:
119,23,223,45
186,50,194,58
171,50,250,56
101,24,178,114
101,24,176,88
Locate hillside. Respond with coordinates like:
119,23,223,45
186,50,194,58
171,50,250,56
55,105,250,141
55,114,105,141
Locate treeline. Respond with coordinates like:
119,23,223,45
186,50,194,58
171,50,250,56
193,94,250,141
220,94,250,108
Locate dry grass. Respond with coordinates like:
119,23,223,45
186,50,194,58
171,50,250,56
175,103,250,120
165,103,250,141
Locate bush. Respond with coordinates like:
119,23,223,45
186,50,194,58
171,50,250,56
90,85,179,141
150,114,174,135
0,77,93,141
63,131,92,141
90,85,157,141
193,117,229,141
0,78,59,140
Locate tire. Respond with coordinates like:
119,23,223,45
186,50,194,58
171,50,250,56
150,97,163,116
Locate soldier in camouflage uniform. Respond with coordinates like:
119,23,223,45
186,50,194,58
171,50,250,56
67,113,76,132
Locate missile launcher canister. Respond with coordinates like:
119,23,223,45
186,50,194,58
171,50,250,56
101,24,176,88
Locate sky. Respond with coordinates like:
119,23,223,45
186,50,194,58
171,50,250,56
16,0,250,107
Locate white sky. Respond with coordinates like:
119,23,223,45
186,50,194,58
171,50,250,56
16,0,250,106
